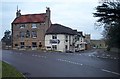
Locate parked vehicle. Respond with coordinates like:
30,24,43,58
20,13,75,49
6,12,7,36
65,50,74,53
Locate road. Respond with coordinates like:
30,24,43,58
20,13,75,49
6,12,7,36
1,49,120,77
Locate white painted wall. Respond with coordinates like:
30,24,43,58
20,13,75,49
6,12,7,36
45,34,75,52
57,34,65,52
75,36,86,51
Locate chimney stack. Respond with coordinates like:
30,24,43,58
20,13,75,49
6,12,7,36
16,6,21,18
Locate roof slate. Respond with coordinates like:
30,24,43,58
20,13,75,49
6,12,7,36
46,24,78,35
12,13,46,24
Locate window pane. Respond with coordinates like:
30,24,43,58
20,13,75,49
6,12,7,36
52,35,57,39
52,45,57,50
32,24,37,28
20,32,25,38
32,42,37,47
26,30,30,38
20,42,24,48
32,31,37,38
20,24,25,28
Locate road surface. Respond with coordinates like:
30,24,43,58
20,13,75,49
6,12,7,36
1,49,120,77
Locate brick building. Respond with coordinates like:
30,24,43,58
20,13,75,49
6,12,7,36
11,7,51,50
90,39,107,49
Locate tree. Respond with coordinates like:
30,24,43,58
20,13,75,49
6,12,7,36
1,30,12,46
93,0,120,49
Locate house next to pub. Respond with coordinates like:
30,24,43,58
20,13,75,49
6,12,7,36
45,24,87,52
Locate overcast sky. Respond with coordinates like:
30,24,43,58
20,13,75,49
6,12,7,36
0,0,104,40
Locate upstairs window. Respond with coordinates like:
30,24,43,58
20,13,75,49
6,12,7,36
20,24,25,29
80,37,83,42
20,42,24,48
26,30,30,38
32,31,37,38
65,35,68,42
52,35,57,39
20,32,25,38
15,44,18,47
32,24,37,28
32,42,37,47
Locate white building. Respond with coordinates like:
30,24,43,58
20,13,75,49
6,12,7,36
45,24,86,52
73,32,86,52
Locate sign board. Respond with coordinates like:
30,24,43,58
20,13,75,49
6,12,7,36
50,39,60,44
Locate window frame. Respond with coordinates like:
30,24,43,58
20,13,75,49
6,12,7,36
20,42,24,48
31,31,37,38
32,42,37,47
52,45,57,50
20,31,25,38
20,24,25,29
52,35,57,39
32,24,37,28
65,35,68,42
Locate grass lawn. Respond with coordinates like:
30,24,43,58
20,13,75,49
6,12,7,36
2,61,26,78
0,61,2,78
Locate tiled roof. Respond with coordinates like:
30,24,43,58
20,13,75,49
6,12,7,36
78,32,85,38
46,24,77,35
12,13,46,24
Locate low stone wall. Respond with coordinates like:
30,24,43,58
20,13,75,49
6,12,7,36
110,48,120,53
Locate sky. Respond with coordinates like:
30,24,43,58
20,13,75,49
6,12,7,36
0,0,104,40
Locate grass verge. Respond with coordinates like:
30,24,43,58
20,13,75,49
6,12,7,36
0,61,2,78
2,61,26,79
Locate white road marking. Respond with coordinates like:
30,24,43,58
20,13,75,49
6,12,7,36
102,69,120,75
41,56,47,58
9,52,12,54
20,53,22,55
80,64,83,66
32,54,34,56
38,55,47,58
110,57,113,59
88,55,91,56
97,56,100,57
57,59,83,66
102,57,107,58
107,55,110,57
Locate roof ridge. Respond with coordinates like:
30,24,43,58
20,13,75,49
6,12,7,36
12,13,46,23
53,23,73,30
46,23,77,35
21,13,46,16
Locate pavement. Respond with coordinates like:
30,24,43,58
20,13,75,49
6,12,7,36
1,49,120,78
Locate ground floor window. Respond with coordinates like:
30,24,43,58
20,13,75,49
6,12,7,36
20,42,24,48
15,44,18,47
39,42,42,47
65,45,68,50
80,44,84,48
32,42,37,47
52,45,57,50
26,46,31,49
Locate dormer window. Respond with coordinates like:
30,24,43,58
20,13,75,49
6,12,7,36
32,24,37,28
20,24,25,29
